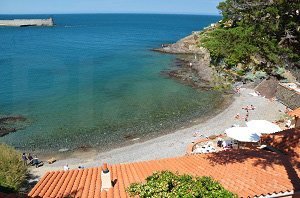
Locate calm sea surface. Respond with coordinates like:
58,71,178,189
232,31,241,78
0,14,222,152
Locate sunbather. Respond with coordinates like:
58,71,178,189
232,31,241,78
32,156,43,168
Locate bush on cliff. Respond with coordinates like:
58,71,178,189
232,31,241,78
200,0,300,78
127,171,236,197
0,143,27,192
201,26,258,67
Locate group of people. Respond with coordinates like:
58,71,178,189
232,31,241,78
22,153,43,168
235,105,256,122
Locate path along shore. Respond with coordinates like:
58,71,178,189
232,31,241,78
30,88,286,178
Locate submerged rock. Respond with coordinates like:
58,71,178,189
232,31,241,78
0,115,27,137
0,115,26,123
0,127,16,137
154,31,214,89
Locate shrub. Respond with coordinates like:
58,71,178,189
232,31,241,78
127,171,237,198
0,144,27,192
200,27,258,67
255,71,267,79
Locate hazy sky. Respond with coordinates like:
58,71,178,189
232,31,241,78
0,0,223,15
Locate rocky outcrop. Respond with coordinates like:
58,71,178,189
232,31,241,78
0,115,27,137
163,57,213,89
153,31,208,55
154,31,214,88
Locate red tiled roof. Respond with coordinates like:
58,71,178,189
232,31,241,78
261,128,300,159
288,107,300,118
28,148,300,198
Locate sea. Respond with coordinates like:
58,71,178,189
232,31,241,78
0,14,223,153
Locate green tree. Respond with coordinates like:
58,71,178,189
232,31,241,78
127,171,236,198
201,0,300,77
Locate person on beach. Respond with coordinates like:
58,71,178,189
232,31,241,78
242,105,255,111
234,113,240,119
245,112,249,121
64,164,69,171
284,107,290,114
22,153,28,166
28,153,33,165
32,155,41,168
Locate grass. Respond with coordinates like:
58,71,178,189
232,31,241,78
0,143,28,192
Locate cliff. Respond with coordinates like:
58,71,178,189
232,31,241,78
154,31,215,88
0,18,54,27
153,31,208,55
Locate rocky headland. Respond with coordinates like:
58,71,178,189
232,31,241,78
153,31,217,89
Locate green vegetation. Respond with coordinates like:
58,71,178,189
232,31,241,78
200,0,300,80
127,171,236,197
0,144,27,192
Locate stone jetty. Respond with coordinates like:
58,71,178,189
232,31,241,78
0,18,54,27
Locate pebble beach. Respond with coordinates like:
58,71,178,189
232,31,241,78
30,87,286,178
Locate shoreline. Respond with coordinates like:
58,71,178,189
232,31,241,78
34,91,233,158
30,87,286,178
22,50,229,155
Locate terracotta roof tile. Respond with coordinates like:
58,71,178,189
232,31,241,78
288,107,300,118
29,133,300,198
261,128,300,159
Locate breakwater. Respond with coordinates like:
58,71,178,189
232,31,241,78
0,18,54,27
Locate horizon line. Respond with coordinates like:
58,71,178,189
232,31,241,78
0,12,221,16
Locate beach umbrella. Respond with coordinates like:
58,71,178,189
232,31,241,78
246,120,281,135
225,127,260,142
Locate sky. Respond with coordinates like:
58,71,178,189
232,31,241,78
0,0,222,15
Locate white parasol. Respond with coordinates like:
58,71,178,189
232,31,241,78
225,127,260,142
246,120,281,135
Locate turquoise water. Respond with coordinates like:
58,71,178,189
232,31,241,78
0,14,222,152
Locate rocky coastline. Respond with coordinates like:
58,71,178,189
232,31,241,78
153,31,216,89
0,115,27,137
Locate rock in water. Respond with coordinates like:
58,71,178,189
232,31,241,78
0,115,27,137
153,31,214,88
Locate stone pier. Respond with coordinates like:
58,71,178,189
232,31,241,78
0,18,54,27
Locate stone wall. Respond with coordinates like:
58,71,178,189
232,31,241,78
276,83,300,110
0,18,54,27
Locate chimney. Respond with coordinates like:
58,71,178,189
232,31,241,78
101,163,112,191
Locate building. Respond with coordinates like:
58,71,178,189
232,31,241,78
28,128,300,198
